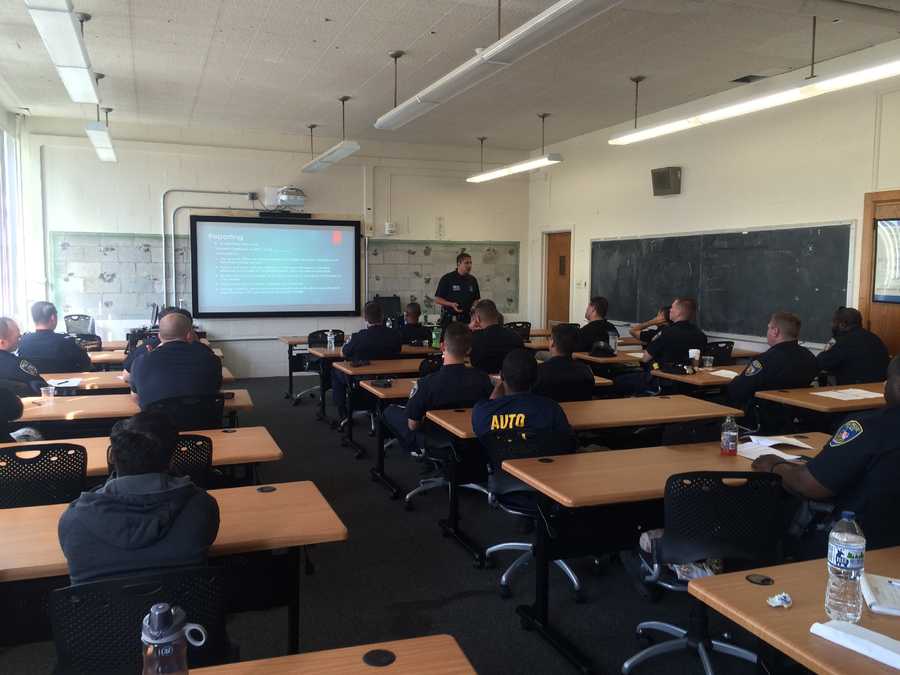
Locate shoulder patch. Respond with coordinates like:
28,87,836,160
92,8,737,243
409,380,419,398
745,359,763,376
19,359,39,377
829,420,863,447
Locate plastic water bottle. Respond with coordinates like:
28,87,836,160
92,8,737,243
720,415,738,456
431,325,441,349
825,511,865,623
326,330,335,351
141,603,206,675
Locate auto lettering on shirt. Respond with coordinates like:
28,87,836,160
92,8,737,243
490,412,527,430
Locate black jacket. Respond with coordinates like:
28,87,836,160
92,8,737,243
533,356,595,402
0,386,23,442
17,329,91,373
0,350,47,395
727,340,819,408
645,320,707,366
342,324,403,361
817,327,890,385
470,324,524,374
130,341,223,409
400,322,432,346
577,320,619,353
58,473,220,585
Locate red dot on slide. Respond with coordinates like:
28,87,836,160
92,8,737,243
331,231,342,245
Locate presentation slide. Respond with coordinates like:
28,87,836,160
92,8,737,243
191,217,360,317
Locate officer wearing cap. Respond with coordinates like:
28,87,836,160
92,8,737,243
817,306,889,385
0,317,48,395
17,301,91,373
434,252,480,327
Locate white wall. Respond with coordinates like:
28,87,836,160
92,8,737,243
20,120,530,377
528,80,900,348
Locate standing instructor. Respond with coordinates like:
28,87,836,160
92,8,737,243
434,252,480,327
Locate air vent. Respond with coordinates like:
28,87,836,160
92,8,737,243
732,74,768,84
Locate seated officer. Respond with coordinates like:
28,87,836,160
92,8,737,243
0,385,24,442
533,323,595,402
130,313,222,409
123,307,195,379
817,306,889,385
727,312,819,409
17,301,90,373
332,301,403,421
0,317,47,395
576,296,619,353
629,305,671,346
58,412,220,584
752,356,900,556
472,349,576,450
469,299,524,374
383,323,492,453
399,302,432,346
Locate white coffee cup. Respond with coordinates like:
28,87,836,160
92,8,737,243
688,349,701,366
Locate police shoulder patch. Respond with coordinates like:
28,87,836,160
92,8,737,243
829,420,863,447
745,359,763,376
19,359,38,377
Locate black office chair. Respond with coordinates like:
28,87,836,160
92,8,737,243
504,321,532,341
702,341,734,366
480,428,582,599
292,329,345,406
64,314,94,336
418,352,443,377
170,434,213,488
50,566,233,675
373,294,403,321
145,394,226,432
622,471,784,675
0,443,86,508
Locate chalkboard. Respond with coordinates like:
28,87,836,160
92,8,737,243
590,224,852,343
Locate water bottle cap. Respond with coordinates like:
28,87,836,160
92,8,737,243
841,510,855,520
142,603,186,644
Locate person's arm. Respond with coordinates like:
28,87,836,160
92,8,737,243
629,310,667,339
434,296,462,314
490,380,506,399
212,354,223,391
405,382,427,431
434,275,462,314
751,454,834,500
0,387,23,422
472,278,480,304
816,339,845,371
341,333,357,358
67,338,92,371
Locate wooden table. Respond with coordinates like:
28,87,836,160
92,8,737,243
358,378,419,498
278,336,310,403
732,347,762,360
89,347,224,369
498,433,824,674
194,634,475,674
573,350,644,366
309,345,435,360
43,367,235,392
690,546,900,675
755,381,885,414
0,481,346,654
0,426,282,477
426,395,743,440
17,389,252,424
650,364,744,386
618,336,640,346
530,328,550,338
101,340,127,351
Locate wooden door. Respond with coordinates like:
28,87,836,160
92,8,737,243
545,232,571,325
859,189,900,355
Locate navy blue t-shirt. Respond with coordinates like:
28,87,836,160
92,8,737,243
342,324,403,361
472,391,573,448
17,329,91,373
0,350,47,395
405,363,493,421
130,341,222,409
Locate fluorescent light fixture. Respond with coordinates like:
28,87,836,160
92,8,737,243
467,154,562,183
95,147,116,162
56,65,98,103
85,121,116,162
25,0,74,10
27,8,90,68
609,57,900,145
301,140,361,173
375,0,623,130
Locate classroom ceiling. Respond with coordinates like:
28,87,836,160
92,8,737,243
0,0,899,150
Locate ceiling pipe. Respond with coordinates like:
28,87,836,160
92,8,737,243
722,0,900,29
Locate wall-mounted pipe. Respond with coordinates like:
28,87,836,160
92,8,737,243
160,189,253,304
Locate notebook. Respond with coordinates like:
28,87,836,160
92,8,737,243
811,388,884,401
810,620,900,669
862,573,900,617
709,369,739,380
46,378,82,387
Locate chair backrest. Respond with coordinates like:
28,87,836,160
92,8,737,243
479,428,575,497
64,314,95,336
0,443,87,508
702,341,734,366
145,395,225,432
50,566,230,675
418,353,444,377
307,329,344,348
170,435,212,488
504,321,532,341
659,471,784,565
372,294,403,320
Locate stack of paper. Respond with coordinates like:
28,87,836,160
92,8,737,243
736,435,812,462
862,574,900,617
810,620,900,669
46,378,81,387
811,388,883,401
748,435,813,449
709,369,739,380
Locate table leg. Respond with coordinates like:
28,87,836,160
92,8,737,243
316,359,328,421
285,344,294,400
287,546,301,654
438,443,485,566
370,398,402,498
341,377,367,458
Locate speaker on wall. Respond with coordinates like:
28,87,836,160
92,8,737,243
651,166,681,196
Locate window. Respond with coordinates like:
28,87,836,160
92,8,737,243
0,128,23,318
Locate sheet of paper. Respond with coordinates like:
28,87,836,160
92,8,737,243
862,573,900,617
748,435,813,450
810,620,900,669
812,388,883,401
737,442,800,462
46,378,81,387
709,369,739,380
623,351,643,359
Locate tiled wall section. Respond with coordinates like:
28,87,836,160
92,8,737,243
367,240,519,314
50,231,191,320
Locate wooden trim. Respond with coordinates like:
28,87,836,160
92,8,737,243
859,189,900,325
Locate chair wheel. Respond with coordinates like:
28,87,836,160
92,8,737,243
499,584,512,599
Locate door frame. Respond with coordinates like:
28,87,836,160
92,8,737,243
541,228,573,328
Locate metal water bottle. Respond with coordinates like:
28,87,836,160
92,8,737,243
141,603,207,675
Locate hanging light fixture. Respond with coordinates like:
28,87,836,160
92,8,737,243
467,113,561,183
302,96,360,172
85,104,116,162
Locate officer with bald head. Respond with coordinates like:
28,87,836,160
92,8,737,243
130,312,222,409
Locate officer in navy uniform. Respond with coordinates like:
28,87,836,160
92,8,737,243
383,323,492,453
629,306,671,346
817,306,890,385
469,299,524,374
332,301,403,421
130,312,222,409
0,386,24,442
576,296,620,353
399,302,432,346
727,312,819,408
434,252,480,327
753,356,900,556
17,301,91,373
534,323,595,402
0,317,48,395
123,307,194,377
